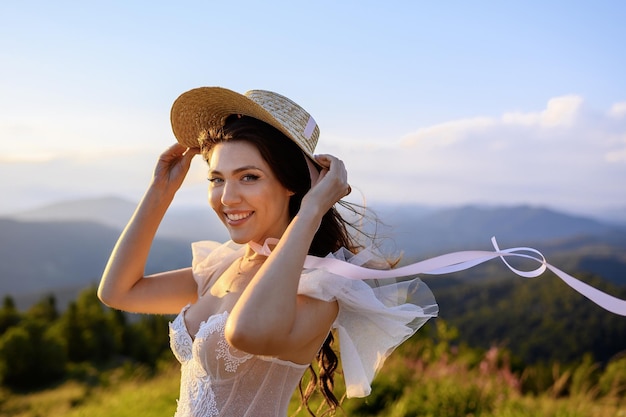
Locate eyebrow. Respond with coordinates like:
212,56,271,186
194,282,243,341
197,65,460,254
209,165,263,176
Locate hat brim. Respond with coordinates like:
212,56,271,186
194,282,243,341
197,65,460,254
170,87,320,167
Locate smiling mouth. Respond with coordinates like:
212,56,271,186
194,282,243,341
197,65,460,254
225,212,253,222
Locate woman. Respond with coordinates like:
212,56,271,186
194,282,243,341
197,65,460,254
98,87,438,416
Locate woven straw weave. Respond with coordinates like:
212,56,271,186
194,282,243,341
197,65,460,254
170,87,319,160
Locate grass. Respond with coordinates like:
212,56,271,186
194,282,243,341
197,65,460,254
1,354,624,417
0,364,179,417
0,362,321,417
337,346,626,417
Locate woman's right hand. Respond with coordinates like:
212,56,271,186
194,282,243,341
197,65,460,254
152,143,199,194
98,143,200,314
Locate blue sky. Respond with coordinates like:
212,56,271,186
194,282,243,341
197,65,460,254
1,1,625,217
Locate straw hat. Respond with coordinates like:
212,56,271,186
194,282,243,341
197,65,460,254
170,87,320,161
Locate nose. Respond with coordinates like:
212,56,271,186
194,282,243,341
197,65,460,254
220,180,242,206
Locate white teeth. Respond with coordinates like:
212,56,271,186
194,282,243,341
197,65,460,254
226,212,251,221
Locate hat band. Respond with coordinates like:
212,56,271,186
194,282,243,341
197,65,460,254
303,116,317,140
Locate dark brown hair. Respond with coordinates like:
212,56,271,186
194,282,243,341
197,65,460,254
201,115,364,415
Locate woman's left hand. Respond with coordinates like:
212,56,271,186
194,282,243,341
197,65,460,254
300,154,351,217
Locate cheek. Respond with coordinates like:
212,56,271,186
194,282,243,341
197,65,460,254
208,188,221,212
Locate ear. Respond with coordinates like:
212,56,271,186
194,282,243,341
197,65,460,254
287,190,296,196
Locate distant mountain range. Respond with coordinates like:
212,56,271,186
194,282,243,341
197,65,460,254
375,203,622,254
11,195,230,243
1,196,625,310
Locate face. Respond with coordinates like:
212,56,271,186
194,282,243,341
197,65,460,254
207,140,294,245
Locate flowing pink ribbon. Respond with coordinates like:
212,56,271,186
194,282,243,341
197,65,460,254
249,237,626,316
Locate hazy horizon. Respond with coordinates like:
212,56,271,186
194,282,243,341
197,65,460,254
3,193,625,226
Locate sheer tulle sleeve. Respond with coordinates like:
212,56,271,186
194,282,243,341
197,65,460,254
298,248,438,398
191,240,244,296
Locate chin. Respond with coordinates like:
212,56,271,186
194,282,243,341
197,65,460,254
227,231,253,245
230,236,249,244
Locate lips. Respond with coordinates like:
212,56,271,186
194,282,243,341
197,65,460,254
225,211,253,223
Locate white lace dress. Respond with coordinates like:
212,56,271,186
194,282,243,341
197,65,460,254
169,240,438,416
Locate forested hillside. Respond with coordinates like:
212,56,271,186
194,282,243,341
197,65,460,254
426,270,626,365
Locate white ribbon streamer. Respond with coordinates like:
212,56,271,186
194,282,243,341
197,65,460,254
299,237,626,317
249,236,626,316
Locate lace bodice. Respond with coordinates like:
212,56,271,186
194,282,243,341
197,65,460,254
169,305,308,417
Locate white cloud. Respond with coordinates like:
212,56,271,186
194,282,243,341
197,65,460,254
606,148,626,163
609,102,626,119
604,133,626,163
338,95,626,213
500,95,583,128
400,95,589,155
538,95,584,127
400,117,495,148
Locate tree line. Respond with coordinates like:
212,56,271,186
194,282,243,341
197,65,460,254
0,287,172,390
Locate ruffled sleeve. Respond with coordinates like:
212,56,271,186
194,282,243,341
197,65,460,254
298,248,438,398
190,240,244,296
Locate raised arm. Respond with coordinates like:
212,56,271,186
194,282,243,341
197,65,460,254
225,154,349,362
98,143,200,315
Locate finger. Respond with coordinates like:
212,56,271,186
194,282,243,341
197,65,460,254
179,148,198,170
165,142,188,154
313,154,333,168
313,155,349,187
182,146,200,161
315,154,347,176
183,147,201,156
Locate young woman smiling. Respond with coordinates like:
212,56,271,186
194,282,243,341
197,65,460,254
98,87,438,416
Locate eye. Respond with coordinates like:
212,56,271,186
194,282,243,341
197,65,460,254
241,174,260,182
208,177,224,185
